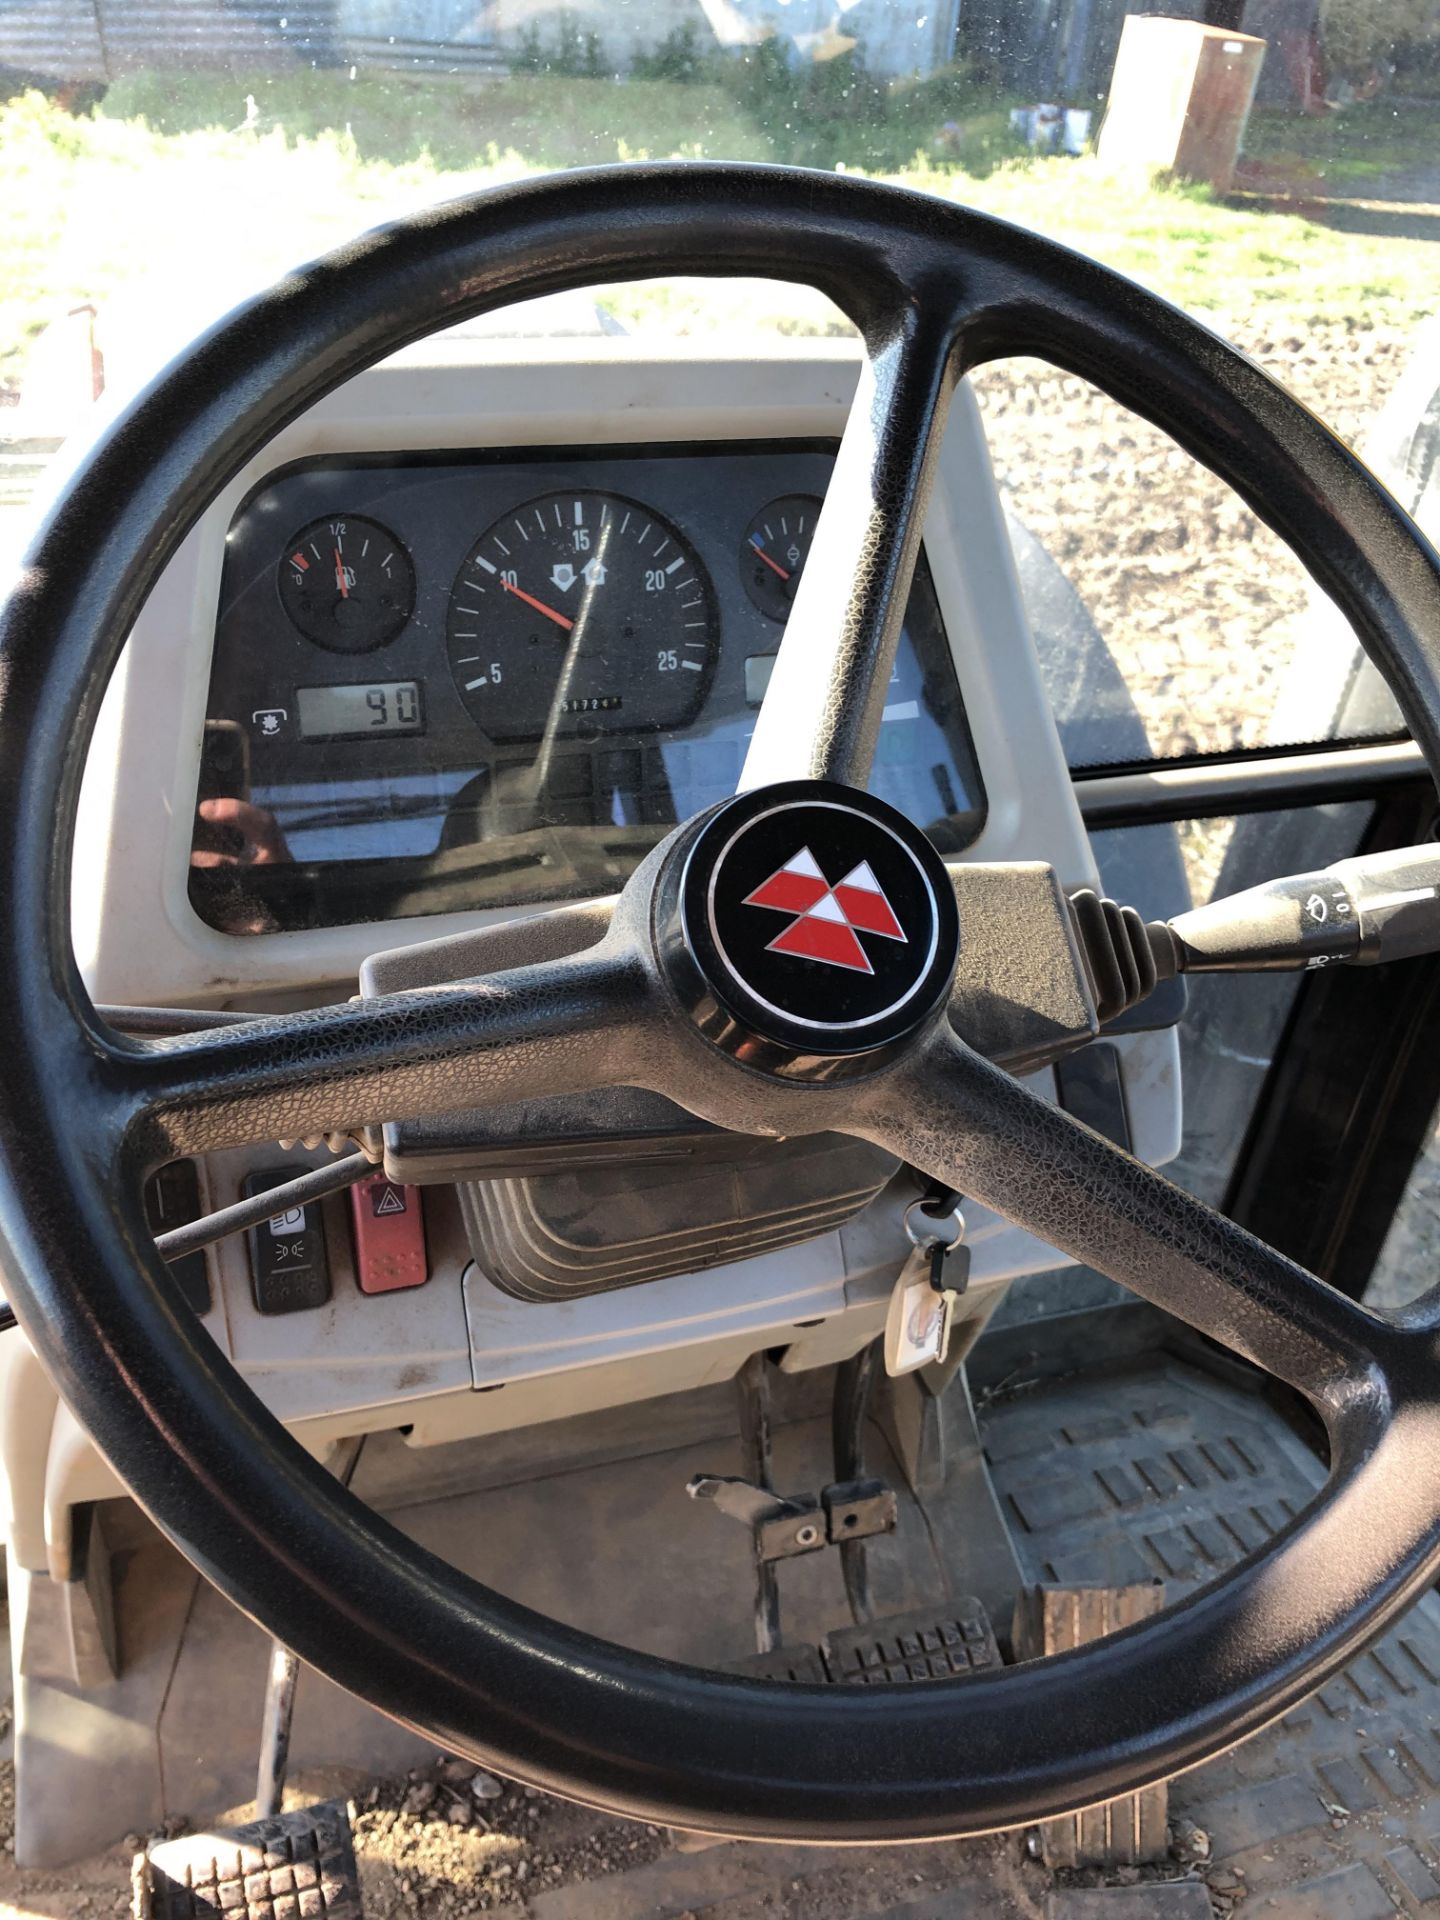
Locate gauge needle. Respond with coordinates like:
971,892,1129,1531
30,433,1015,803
333,548,349,599
749,537,791,583
502,577,574,632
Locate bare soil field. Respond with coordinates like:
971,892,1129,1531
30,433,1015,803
971,316,1415,762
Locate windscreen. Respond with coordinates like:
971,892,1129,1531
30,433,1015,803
3,2,1439,778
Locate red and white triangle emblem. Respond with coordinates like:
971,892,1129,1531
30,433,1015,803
742,848,907,974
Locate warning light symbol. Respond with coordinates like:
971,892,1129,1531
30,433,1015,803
371,1185,408,1218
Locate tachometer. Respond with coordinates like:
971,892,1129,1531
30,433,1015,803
446,491,716,741
277,514,415,653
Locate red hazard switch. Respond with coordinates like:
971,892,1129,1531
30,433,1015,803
349,1171,428,1294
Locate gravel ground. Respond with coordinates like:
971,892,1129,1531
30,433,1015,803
348,1763,666,1916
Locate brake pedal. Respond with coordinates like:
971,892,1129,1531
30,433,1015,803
132,1799,362,1920
825,1599,1001,1683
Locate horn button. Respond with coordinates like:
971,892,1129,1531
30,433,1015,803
659,781,961,1075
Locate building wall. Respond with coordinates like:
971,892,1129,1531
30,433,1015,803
0,0,962,88
489,0,699,63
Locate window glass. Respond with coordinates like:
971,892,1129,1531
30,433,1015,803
1368,1108,1440,1311
982,359,1414,771
5,6,1440,632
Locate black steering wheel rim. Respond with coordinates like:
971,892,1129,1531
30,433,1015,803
4,162,1440,1841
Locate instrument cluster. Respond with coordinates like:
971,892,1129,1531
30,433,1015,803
190,442,985,935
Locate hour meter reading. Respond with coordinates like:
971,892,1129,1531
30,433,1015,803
295,681,424,740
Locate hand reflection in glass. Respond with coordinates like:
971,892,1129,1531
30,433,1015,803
190,796,290,869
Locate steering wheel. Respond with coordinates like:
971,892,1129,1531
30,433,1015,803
5,163,1440,1843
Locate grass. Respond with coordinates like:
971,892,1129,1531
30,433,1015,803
100,66,774,173
899,158,1439,320
1241,101,1438,189
2,71,1438,397
98,60,1025,178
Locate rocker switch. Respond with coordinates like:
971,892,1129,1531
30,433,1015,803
143,1160,212,1316
243,1165,332,1316
349,1172,428,1294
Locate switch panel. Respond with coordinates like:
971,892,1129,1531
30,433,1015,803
243,1165,332,1316
349,1171,428,1294
143,1160,211,1315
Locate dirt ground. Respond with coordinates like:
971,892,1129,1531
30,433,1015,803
970,313,1416,762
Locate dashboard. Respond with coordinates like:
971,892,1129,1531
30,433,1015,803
19,339,1184,1581
191,443,984,935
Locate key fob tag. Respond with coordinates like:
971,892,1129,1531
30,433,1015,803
884,1248,955,1376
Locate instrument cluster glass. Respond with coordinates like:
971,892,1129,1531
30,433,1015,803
190,443,985,935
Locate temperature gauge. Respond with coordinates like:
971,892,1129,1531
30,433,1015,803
739,494,821,622
278,514,415,654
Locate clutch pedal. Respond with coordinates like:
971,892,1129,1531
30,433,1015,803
132,1799,362,1920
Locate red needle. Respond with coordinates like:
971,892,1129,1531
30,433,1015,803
502,577,574,632
333,548,349,599
750,540,791,583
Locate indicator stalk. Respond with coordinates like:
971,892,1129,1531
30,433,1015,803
1152,845,1440,976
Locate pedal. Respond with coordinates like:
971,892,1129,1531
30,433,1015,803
824,1598,1001,1683
132,1798,362,1919
1012,1582,1169,1867
725,1642,829,1683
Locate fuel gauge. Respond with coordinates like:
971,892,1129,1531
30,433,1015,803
278,513,415,653
739,494,821,622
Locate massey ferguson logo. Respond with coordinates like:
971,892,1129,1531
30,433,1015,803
742,847,906,974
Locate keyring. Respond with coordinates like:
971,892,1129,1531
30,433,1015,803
903,1197,965,1254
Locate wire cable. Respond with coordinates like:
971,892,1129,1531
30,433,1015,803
156,1153,374,1263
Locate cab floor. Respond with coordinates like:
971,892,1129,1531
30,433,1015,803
508,1352,1440,1919
12,1347,1440,1918
982,1358,1440,1919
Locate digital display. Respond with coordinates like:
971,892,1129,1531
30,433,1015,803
296,681,423,740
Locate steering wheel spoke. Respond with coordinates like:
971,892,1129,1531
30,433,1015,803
864,1024,1386,1401
739,297,962,792
106,938,661,1160
946,860,1100,1068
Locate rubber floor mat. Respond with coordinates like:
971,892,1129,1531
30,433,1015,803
980,1358,1440,1917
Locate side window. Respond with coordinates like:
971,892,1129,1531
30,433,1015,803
972,359,1408,770
1121,802,1373,1209
1369,1093,1440,1313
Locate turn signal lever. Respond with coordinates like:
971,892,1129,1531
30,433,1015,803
1067,845,1440,1034
1153,845,1440,977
